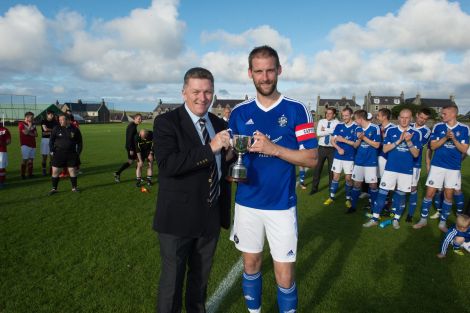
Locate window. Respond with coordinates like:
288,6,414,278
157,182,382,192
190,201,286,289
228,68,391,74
375,105,379,111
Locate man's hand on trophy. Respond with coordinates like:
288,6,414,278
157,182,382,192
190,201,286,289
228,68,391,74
210,130,231,153
250,130,280,156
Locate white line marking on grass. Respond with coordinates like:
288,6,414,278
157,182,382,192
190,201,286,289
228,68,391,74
206,257,244,313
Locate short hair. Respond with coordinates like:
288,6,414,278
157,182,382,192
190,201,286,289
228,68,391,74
442,104,458,114
134,113,142,119
354,109,368,120
342,107,353,115
456,214,470,229
248,45,281,70
183,67,214,87
59,114,70,120
378,108,391,120
417,107,432,117
24,111,34,118
326,107,337,115
399,108,413,116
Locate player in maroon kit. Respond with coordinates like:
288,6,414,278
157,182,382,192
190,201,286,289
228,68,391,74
0,124,11,188
19,112,38,179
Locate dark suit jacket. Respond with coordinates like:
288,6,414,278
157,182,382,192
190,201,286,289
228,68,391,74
153,106,232,237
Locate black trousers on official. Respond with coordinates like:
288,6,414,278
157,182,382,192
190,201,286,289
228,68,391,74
156,231,220,313
311,146,335,192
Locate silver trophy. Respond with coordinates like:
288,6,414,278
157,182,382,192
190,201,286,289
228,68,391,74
227,134,252,183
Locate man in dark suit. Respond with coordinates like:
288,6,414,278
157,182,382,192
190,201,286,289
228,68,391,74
153,67,232,313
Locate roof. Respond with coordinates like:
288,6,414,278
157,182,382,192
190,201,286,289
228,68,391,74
153,103,181,111
64,102,103,112
213,99,245,108
405,98,456,108
318,98,359,107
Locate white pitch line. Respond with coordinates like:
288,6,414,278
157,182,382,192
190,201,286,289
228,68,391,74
206,257,244,313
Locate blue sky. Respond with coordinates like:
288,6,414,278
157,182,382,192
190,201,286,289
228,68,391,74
1,0,470,113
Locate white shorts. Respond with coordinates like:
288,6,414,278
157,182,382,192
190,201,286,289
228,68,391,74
411,168,421,188
0,152,7,168
352,165,377,184
426,166,461,190
21,145,35,160
378,156,387,178
331,158,354,175
379,170,412,193
230,203,298,263
40,138,50,155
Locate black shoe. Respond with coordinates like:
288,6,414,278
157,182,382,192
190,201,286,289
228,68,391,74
48,188,58,196
136,180,142,188
114,172,120,183
345,207,357,214
21,175,26,180
309,189,318,195
146,180,152,187
72,187,80,193
405,215,413,223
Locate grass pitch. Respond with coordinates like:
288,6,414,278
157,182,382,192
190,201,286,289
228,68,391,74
1,123,469,312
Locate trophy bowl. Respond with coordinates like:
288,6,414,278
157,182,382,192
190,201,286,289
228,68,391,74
226,134,252,183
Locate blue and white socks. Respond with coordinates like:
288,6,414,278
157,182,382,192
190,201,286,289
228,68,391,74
242,272,262,313
277,283,297,313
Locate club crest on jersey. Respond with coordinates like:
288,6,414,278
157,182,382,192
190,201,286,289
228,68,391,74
456,131,461,137
278,115,288,127
71,132,75,138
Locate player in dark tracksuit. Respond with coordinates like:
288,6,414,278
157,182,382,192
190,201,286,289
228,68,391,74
135,129,154,187
48,114,83,195
114,114,142,182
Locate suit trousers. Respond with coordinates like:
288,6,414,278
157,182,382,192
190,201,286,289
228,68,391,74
311,145,335,192
156,231,220,313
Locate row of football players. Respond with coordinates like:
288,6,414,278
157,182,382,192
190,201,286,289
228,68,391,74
310,105,469,235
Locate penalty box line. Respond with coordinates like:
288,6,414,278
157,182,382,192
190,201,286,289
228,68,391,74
206,257,244,313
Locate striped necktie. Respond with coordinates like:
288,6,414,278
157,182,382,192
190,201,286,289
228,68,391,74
198,118,219,204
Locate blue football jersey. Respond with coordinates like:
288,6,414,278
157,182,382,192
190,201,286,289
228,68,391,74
383,126,422,174
430,122,469,170
354,123,381,167
411,123,431,169
378,122,396,159
333,122,357,161
229,96,318,210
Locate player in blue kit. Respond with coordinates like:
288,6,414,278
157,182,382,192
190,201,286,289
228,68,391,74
376,108,395,178
348,110,381,214
437,214,470,258
414,105,469,232
406,108,432,222
229,45,319,313
323,107,357,209
363,108,422,228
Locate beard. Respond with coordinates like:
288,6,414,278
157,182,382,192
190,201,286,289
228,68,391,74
253,78,278,97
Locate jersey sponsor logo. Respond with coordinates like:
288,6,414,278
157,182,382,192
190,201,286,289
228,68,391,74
295,122,316,141
245,118,254,125
278,114,288,127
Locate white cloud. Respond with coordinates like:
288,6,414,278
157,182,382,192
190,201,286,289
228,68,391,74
52,86,65,94
0,5,48,71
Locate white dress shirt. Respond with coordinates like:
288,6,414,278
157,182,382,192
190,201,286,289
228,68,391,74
316,118,339,147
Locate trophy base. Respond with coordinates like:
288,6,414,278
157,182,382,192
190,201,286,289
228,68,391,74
226,176,248,183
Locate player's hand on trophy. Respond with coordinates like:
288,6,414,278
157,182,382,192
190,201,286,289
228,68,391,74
404,132,413,142
210,130,231,153
446,130,455,140
250,130,279,156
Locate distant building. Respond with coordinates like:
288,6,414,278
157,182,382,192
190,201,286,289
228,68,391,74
61,99,110,123
211,94,249,117
110,111,132,123
405,94,457,114
364,91,405,115
316,95,361,119
152,99,181,119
